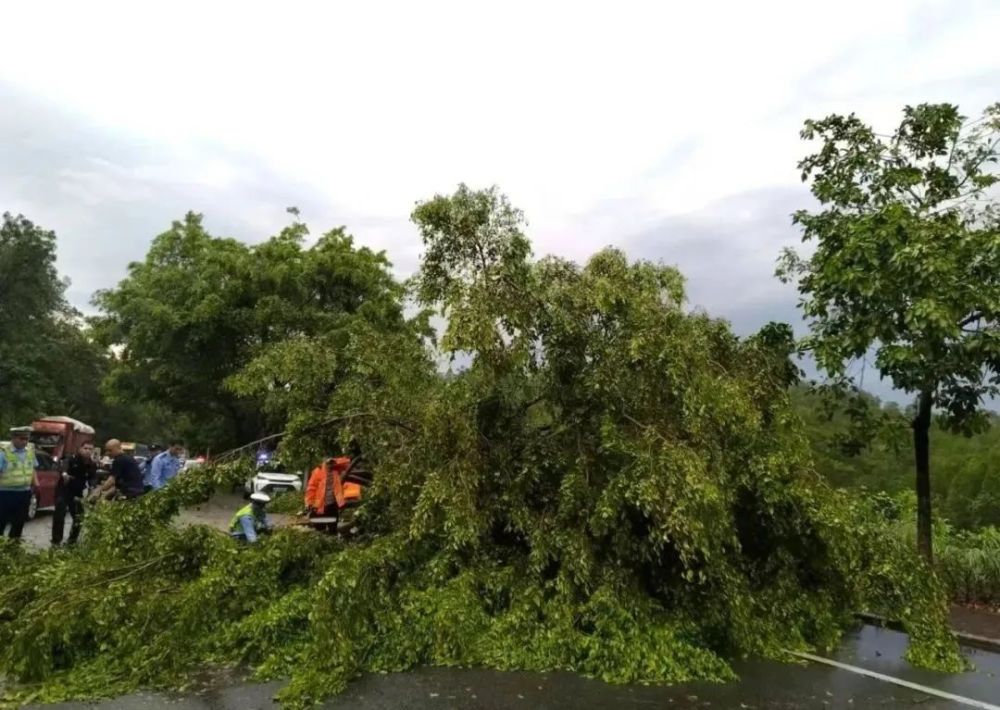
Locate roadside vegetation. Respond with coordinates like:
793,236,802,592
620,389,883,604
779,102,1000,561
0,184,965,708
794,389,1000,607
937,527,1000,607
1,102,997,706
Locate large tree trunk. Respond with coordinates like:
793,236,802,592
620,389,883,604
913,390,934,563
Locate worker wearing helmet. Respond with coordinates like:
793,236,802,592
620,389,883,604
230,492,273,543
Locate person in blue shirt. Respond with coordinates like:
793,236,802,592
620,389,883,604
0,426,40,540
140,443,163,491
229,493,272,544
147,440,185,491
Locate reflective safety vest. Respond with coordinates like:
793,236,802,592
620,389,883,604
229,504,265,533
0,443,36,489
305,457,361,513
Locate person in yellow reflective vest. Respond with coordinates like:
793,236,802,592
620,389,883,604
229,492,272,543
0,427,39,540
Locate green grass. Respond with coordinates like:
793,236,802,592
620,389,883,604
884,492,1000,607
936,527,1000,606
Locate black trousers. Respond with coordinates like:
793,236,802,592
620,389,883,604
52,492,85,545
0,489,32,539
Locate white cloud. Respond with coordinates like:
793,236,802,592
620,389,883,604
0,0,997,344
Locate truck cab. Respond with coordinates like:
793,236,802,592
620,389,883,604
28,416,96,519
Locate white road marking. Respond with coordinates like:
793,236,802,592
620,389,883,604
786,650,1000,710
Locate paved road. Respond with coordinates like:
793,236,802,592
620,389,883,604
19,491,290,549
28,626,1000,709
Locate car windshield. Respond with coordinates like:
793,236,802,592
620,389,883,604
35,451,56,470
30,432,62,451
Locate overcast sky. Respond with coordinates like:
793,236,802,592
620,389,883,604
2,0,999,401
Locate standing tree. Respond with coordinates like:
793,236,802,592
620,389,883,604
93,211,411,452
779,103,1000,561
0,212,164,437
0,213,71,429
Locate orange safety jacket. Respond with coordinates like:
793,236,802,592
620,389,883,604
305,457,362,514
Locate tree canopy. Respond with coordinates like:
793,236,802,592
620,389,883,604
0,212,162,437
0,213,71,428
778,102,1000,560
92,212,415,451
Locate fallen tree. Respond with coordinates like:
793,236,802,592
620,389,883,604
0,186,964,708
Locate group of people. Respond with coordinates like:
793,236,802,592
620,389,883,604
227,456,365,544
2,426,365,548
0,426,186,544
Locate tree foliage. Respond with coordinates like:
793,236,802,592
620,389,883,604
0,188,964,707
793,386,1000,532
0,212,161,437
0,212,71,429
92,212,413,451
778,103,1000,560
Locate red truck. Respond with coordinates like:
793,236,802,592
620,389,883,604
27,416,96,519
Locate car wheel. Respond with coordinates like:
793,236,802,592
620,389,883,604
27,491,39,520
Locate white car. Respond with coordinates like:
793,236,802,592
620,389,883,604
245,467,303,496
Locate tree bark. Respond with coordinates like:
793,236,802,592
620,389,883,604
913,390,934,563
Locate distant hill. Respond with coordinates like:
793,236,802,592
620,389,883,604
791,385,1000,530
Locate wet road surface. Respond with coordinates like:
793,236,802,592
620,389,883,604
27,626,1000,709
19,492,290,549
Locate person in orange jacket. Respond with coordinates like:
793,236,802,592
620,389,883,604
304,456,362,518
